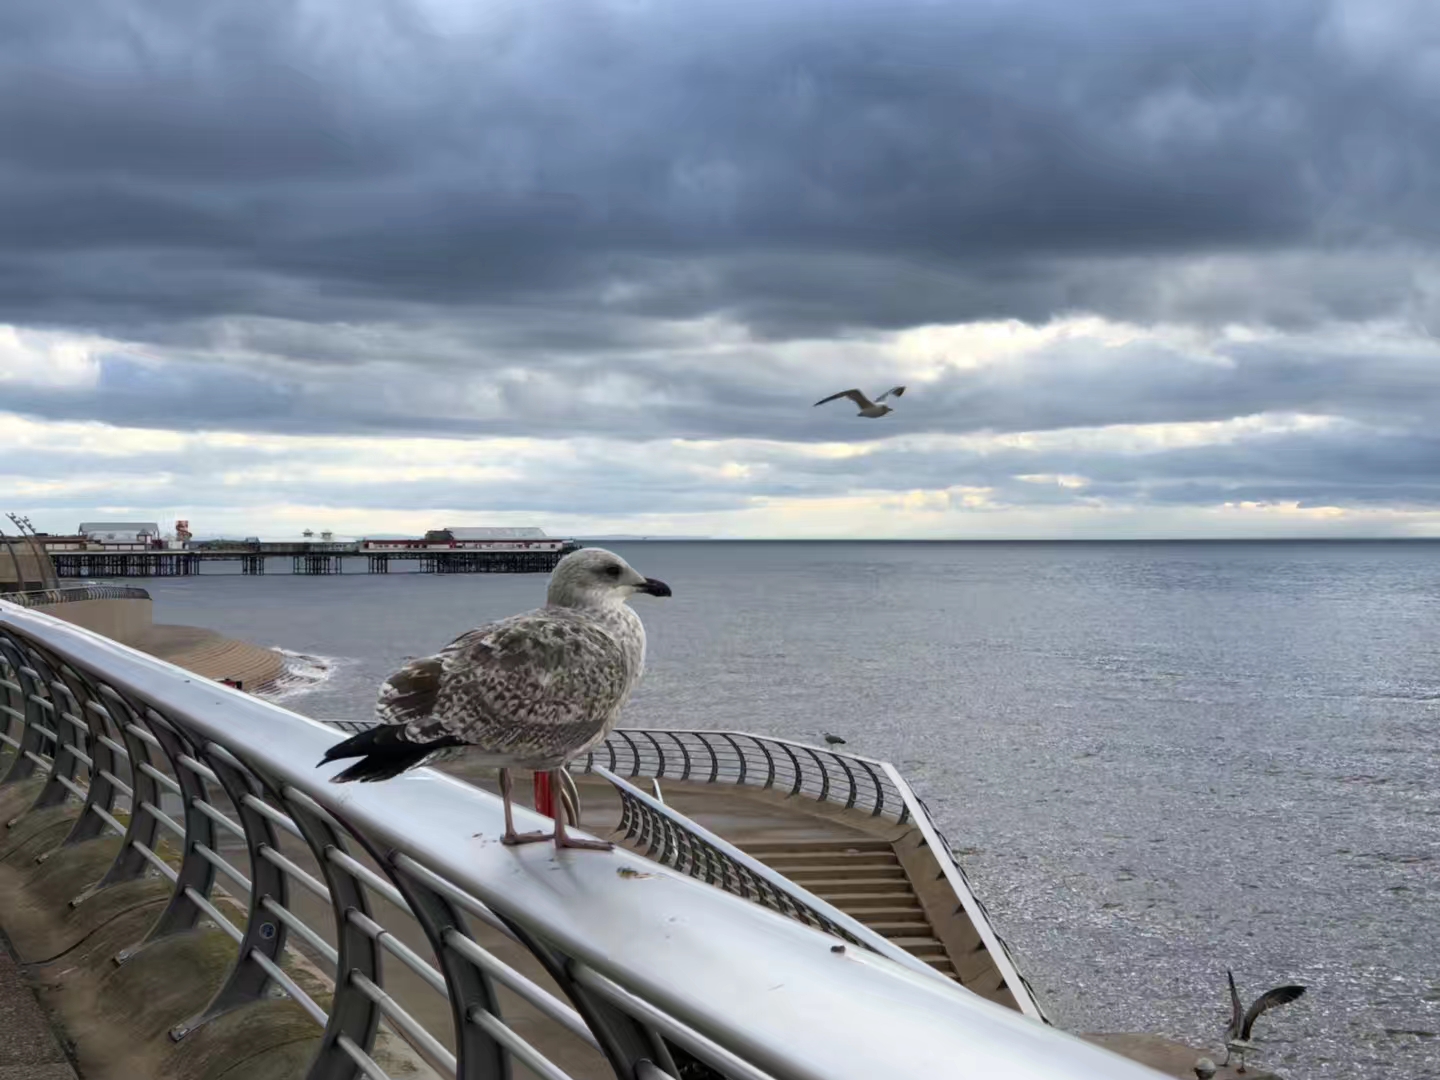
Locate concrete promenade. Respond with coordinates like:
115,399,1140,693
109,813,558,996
0,929,78,1080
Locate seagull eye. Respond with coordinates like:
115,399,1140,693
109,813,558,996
604,564,623,578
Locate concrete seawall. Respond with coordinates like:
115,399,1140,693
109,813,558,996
26,597,287,694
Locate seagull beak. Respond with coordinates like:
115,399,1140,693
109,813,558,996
637,578,672,597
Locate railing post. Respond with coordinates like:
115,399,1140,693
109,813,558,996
279,787,383,1080
95,687,168,889
0,637,50,789
140,709,220,941
22,648,89,813
172,743,292,1034
53,664,121,846
533,769,555,819
380,858,511,1080
497,916,672,1080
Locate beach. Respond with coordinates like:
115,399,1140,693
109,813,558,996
130,622,288,692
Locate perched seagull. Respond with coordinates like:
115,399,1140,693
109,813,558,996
1223,970,1306,1073
813,385,906,418
822,732,847,746
317,548,671,851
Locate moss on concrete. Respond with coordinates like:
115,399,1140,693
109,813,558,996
25,835,123,908
0,777,45,824
95,929,238,1043
162,998,320,1080
0,806,80,867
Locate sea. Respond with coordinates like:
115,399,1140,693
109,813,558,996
135,540,1440,1079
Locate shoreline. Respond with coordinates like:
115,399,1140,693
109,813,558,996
130,623,298,696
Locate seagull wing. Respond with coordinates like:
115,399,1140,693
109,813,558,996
1240,985,1305,1041
875,385,906,401
814,388,874,409
1226,971,1243,1037
395,612,632,757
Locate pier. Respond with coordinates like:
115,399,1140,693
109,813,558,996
50,542,581,578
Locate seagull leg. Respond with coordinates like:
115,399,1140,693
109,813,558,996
499,768,549,846
551,770,614,851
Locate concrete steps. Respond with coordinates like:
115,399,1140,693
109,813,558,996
738,838,959,980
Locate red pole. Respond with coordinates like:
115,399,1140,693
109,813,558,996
533,770,555,819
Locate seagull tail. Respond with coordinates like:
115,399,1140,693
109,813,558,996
328,747,437,783
318,724,461,783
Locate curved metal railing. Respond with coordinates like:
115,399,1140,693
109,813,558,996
0,601,1158,1079
583,728,912,820
5,584,153,605
595,765,952,984
579,728,1048,1024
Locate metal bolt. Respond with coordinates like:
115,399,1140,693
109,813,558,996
259,921,277,940
170,1024,189,1042
113,949,132,966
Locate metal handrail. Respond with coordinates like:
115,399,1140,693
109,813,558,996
0,600,1161,1080
579,728,1048,1023
6,584,153,605
594,765,953,986
583,728,911,820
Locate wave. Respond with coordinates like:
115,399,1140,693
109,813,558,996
258,647,340,701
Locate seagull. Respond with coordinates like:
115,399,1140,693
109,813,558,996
822,732,847,746
1223,970,1306,1073
813,385,906,418
317,548,672,851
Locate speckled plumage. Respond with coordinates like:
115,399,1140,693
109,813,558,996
377,601,646,768
318,548,670,789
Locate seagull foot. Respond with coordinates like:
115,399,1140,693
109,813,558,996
554,835,615,852
502,830,552,846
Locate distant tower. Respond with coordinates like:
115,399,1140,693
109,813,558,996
175,520,193,543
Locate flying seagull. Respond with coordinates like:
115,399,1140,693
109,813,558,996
1223,970,1306,1073
813,385,906,418
317,547,672,851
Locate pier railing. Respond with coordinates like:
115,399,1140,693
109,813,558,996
0,600,1154,1080
578,728,1047,1023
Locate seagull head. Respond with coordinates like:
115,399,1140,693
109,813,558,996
547,547,672,609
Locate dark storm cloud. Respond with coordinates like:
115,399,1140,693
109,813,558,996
6,0,1440,527
2,0,1438,340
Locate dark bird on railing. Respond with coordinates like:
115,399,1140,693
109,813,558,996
822,732,847,746
1222,970,1306,1073
316,548,671,851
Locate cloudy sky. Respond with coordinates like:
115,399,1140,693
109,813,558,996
3,0,1440,539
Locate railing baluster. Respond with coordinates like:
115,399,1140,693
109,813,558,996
378,854,509,1080
56,663,124,846
136,709,221,942
170,742,293,1037
0,637,48,788
95,688,166,890
277,787,383,1079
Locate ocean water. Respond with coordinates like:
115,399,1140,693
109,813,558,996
137,541,1440,1079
